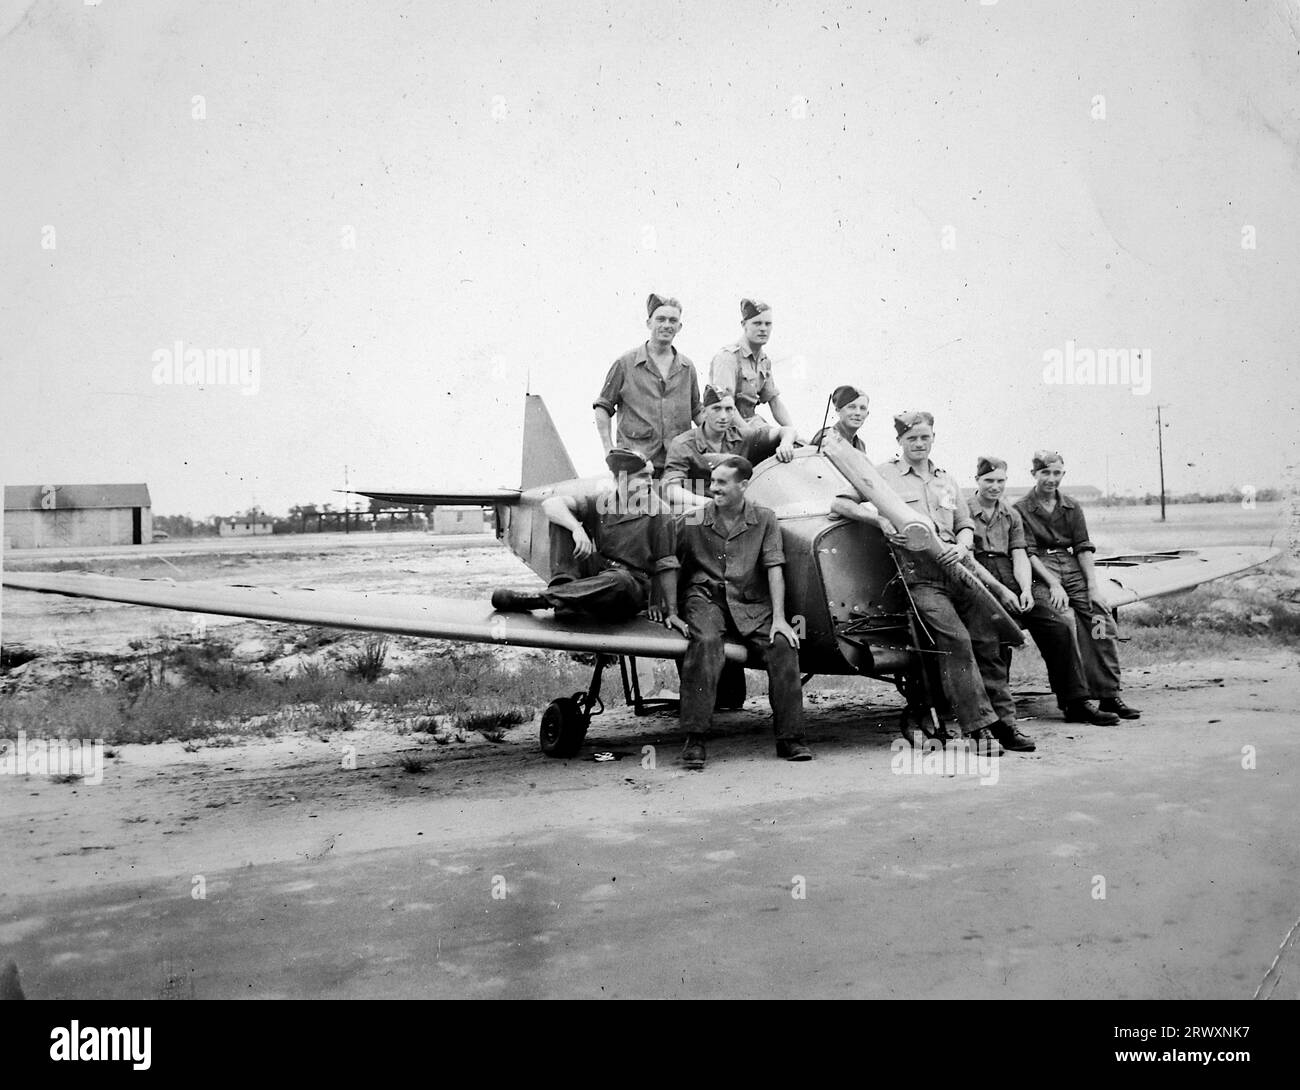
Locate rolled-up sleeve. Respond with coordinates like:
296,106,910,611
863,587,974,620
759,510,785,568
661,436,691,491
1069,506,1096,554
709,350,739,397
593,359,623,416
951,490,974,536
1007,509,1028,552
654,514,682,572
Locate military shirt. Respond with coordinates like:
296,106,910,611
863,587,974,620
875,457,973,543
661,425,781,495
1013,491,1095,556
657,499,786,637
811,424,866,453
571,491,672,581
970,498,1028,557
594,343,702,470
709,342,780,422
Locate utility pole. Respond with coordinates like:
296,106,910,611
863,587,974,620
1156,405,1168,521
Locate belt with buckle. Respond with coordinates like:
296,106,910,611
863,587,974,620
1042,547,1074,556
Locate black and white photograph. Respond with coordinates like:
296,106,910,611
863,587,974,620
1,0,1298,1034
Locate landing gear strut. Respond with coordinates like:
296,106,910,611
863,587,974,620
539,654,681,758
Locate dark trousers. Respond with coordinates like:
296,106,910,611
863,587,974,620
898,554,1011,732
545,523,647,622
679,590,805,741
1036,552,1122,698
980,554,1089,703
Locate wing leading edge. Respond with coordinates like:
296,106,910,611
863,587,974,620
1,572,746,662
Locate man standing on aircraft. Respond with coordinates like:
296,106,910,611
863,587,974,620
830,412,1025,753
594,294,701,474
660,385,796,511
1015,451,1141,720
709,299,797,435
969,456,1118,735
657,456,811,769
491,449,668,621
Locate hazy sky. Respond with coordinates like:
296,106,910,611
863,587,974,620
2,0,1298,517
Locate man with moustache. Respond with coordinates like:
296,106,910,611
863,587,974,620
1015,450,1141,720
709,298,797,435
656,456,811,769
594,294,702,474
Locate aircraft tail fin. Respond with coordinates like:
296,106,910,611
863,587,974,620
521,394,577,490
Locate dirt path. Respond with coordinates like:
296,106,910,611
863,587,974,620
2,652,1297,999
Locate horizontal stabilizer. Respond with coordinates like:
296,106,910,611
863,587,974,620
345,488,521,507
2,572,747,663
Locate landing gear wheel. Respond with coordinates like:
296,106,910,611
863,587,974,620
714,662,747,711
540,696,587,758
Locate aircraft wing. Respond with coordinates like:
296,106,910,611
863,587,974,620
1093,546,1279,606
1,571,747,662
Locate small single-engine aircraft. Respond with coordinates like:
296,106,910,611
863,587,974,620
3,395,1278,757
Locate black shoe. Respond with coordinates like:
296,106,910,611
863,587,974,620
1063,700,1121,726
993,720,1036,752
776,739,813,761
968,726,1004,757
681,736,706,770
1099,696,1141,719
491,588,548,612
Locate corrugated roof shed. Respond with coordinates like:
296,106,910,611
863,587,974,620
4,484,152,511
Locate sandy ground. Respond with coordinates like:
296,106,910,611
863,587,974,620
2,526,1298,999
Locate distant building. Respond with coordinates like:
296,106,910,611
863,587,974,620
432,507,491,534
218,515,275,537
4,483,153,548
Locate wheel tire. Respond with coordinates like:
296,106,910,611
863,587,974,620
539,697,586,758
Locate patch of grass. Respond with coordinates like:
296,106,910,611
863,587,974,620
398,754,430,774
453,706,534,742
343,637,389,682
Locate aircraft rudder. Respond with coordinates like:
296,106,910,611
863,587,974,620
520,394,578,490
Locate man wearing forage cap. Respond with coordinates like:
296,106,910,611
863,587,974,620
835,411,1020,753
969,455,1118,739
661,385,796,511
594,294,702,474
491,448,671,621
1014,450,1141,719
708,298,797,435
811,385,871,452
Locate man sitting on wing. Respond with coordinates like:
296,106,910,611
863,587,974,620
657,456,812,770
492,448,669,622
661,385,795,511
970,456,1118,728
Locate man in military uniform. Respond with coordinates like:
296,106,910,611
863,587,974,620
661,385,796,511
833,412,1023,753
657,456,811,769
1014,451,1141,720
594,294,701,474
708,298,796,435
811,385,871,452
969,456,1118,734
491,449,668,621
